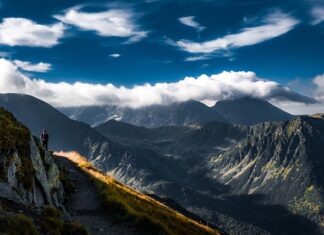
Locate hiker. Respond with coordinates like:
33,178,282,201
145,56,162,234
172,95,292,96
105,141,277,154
41,129,49,150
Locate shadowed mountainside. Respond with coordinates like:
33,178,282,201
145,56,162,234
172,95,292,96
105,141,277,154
95,117,324,234
213,97,293,125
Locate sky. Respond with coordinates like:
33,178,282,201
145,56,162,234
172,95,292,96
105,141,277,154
0,0,323,114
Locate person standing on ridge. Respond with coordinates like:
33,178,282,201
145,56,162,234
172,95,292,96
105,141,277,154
41,129,49,150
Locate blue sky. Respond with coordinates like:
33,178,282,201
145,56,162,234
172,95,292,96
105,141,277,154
0,0,323,113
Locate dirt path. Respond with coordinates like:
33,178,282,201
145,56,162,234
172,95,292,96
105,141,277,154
55,156,137,235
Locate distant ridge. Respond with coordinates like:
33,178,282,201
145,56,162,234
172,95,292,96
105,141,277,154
60,99,227,128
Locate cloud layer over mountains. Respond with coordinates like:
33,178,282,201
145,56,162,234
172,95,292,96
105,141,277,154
0,58,319,110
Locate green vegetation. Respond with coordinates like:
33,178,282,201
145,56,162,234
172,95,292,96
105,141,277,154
0,200,88,235
63,222,89,235
0,107,35,190
0,214,38,235
40,206,88,235
58,152,220,235
39,206,64,234
288,184,324,216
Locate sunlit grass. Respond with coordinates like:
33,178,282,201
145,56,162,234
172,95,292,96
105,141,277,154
55,151,222,235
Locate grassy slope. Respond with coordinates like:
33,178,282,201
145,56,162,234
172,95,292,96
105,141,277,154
55,152,222,235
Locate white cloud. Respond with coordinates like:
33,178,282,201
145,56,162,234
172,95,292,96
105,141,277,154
110,54,121,58
13,60,51,72
313,74,324,101
0,58,315,110
179,16,205,31
0,18,65,47
275,73,324,115
274,101,324,115
311,6,324,25
174,11,299,54
55,7,147,43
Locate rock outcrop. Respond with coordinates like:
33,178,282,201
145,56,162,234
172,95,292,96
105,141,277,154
0,107,65,210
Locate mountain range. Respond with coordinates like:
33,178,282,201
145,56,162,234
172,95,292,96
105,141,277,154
1,93,323,235
60,97,293,127
97,118,324,235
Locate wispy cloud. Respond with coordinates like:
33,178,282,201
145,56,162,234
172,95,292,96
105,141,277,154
185,55,210,61
110,53,121,58
311,6,324,25
55,7,147,43
13,60,51,72
0,18,65,47
0,58,314,109
179,16,205,31
173,11,299,54
0,51,10,57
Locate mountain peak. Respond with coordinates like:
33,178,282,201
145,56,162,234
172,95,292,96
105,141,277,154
213,97,293,125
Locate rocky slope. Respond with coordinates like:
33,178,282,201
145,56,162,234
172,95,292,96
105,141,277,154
60,99,227,127
213,97,293,125
206,116,324,234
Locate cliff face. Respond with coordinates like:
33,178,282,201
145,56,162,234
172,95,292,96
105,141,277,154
208,117,324,228
0,107,65,209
